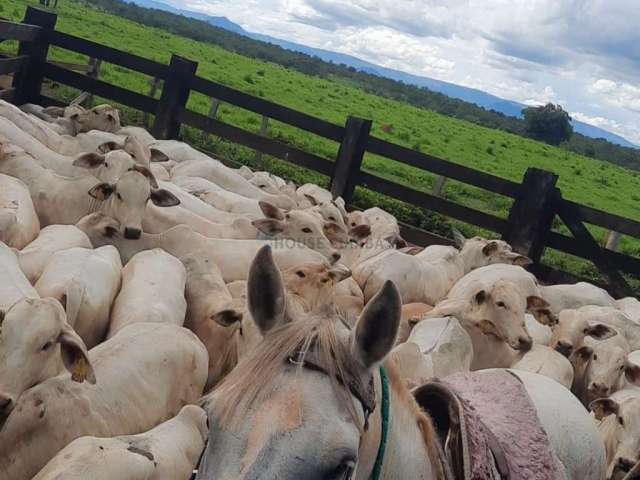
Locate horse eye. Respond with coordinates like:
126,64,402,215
296,271,306,278
328,460,355,480
41,340,54,351
302,227,312,233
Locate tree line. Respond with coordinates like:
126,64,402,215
89,0,640,171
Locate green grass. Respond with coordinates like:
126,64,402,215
2,0,639,286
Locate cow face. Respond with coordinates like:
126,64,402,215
69,104,121,133
88,169,178,240
0,298,95,423
252,202,342,263
551,310,617,357
590,397,640,480
282,262,351,312
72,150,137,184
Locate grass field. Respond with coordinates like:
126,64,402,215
2,0,639,284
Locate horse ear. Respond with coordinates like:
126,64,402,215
352,280,401,369
247,245,287,336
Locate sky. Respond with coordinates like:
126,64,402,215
171,0,640,144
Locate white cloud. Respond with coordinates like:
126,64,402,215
174,0,640,146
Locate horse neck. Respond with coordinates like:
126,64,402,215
371,365,443,480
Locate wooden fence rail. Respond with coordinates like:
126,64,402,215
1,6,639,296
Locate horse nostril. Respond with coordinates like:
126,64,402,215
124,227,141,240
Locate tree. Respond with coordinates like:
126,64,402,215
522,103,573,146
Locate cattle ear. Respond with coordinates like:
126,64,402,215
247,245,288,336
511,254,533,267
129,165,158,189
350,224,371,240
452,228,466,248
149,148,169,163
482,241,500,256
625,362,640,386
259,201,285,220
150,189,180,207
352,280,401,369
58,325,96,384
572,345,593,364
97,141,121,154
328,264,351,282
478,319,499,336
211,309,243,328
304,194,318,206
88,183,115,201
589,398,619,420
584,323,617,341
252,219,284,236
527,296,556,326
72,152,105,168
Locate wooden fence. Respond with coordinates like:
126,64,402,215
1,7,639,297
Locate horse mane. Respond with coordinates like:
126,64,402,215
384,360,447,480
214,304,364,430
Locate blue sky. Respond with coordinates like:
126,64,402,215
171,0,640,144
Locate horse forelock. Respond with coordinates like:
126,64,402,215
213,305,364,430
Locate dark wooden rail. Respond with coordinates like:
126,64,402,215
1,6,639,296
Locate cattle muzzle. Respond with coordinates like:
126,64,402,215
554,341,573,357
124,227,142,239
0,392,14,428
587,382,610,398
612,457,637,479
515,336,533,352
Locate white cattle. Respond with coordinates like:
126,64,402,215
539,282,617,316
526,313,553,345
35,246,122,348
0,118,136,180
550,308,619,357
571,335,640,405
392,316,472,388
172,175,263,217
0,298,94,422
16,224,92,284
0,242,38,309
77,213,326,281
617,297,640,325
0,322,208,480
253,201,342,262
171,159,295,209
183,252,244,390
354,236,531,304
32,405,207,480
0,144,179,239
108,249,186,337
447,264,555,325
0,174,39,249
590,391,640,480
281,262,352,315
510,344,575,389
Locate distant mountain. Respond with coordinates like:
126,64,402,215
127,0,637,148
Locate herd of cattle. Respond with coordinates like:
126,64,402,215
0,97,639,480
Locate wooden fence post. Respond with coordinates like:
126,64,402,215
330,116,372,203
200,97,220,143
432,175,447,197
605,231,621,252
12,6,57,106
143,77,161,128
152,54,197,140
502,167,558,264
254,115,269,168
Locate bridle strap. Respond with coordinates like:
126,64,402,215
369,366,390,480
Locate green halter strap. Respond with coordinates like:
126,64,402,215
369,366,390,480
